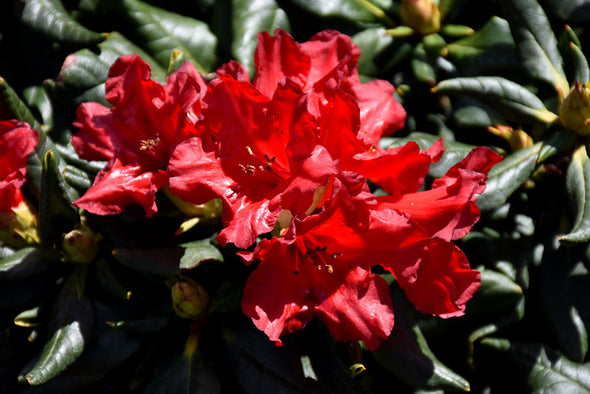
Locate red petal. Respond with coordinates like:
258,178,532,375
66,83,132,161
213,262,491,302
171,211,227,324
72,160,166,217
400,240,481,318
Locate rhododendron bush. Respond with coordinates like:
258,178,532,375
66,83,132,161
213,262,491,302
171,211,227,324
2,0,590,392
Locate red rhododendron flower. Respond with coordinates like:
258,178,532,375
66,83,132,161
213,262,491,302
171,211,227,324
0,120,39,213
239,147,501,349
71,54,207,217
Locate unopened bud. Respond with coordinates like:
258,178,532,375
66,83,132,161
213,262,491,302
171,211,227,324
62,226,100,264
400,0,441,35
171,277,209,320
560,81,590,135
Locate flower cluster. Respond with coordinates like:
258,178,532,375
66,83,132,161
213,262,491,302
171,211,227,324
71,29,502,350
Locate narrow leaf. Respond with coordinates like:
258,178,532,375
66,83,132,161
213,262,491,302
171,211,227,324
560,145,590,244
0,248,52,282
23,273,94,385
21,0,106,44
433,77,559,124
0,77,40,129
477,143,542,211
498,0,570,96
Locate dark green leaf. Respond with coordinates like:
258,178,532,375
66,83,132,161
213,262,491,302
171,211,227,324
412,43,437,85
231,0,290,76
22,273,94,385
0,247,53,282
433,77,559,124
561,145,590,244
452,100,505,128
477,143,542,211
121,0,217,74
144,346,220,394
476,338,590,392
373,286,471,391
39,150,79,248
538,129,576,163
469,268,523,316
498,0,570,96
445,16,520,76
22,85,53,131
63,165,93,191
21,0,106,44
113,239,223,275
534,238,588,361
0,77,40,129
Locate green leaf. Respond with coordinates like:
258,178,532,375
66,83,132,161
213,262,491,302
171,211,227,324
452,100,505,129
538,129,576,163
352,28,394,76
477,338,590,392
20,0,106,44
22,85,53,132
535,238,588,361
412,43,437,85
56,31,166,107
558,25,590,85
113,239,223,275
445,16,520,76
39,150,79,248
0,248,52,282
477,143,542,211
373,286,471,391
143,345,220,394
121,0,217,74
469,268,523,316
231,0,290,76
560,145,590,244
498,0,570,96
22,273,94,385
0,77,41,129
433,77,559,124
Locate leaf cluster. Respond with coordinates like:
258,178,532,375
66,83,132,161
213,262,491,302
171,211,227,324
2,0,590,392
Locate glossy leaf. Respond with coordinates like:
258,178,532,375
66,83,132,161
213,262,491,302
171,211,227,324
286,0,389,23
561,145,590,244
477,143,542,211
477,338,590,392
433,77,559,124
231,0,290,76
38,150,79,248
121,0,217,74
113,239,223,275
498,0,570,96
352,28,394,76
373,286,471,391
0,77,40,129
20,0,106,44
0,247,52,282
22,273,94,385
445,16,519,76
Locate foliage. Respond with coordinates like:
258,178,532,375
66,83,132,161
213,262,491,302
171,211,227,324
2,0,590,392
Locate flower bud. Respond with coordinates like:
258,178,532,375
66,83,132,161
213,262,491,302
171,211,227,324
559,82,590,135
400,0,441,35
62,225,100,264
171,277,209,320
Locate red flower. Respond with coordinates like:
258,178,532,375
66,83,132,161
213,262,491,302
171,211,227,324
239,173,429,350
71,54,207,217
0,120,39,213
253,29,406,145
169,76,339,248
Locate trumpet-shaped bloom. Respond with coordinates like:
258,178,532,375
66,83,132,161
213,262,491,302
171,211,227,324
71,54,207,217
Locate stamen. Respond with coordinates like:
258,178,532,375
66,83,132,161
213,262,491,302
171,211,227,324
245,146,254,156
330,252,342,259
139,134,160,151
325,264,334,274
